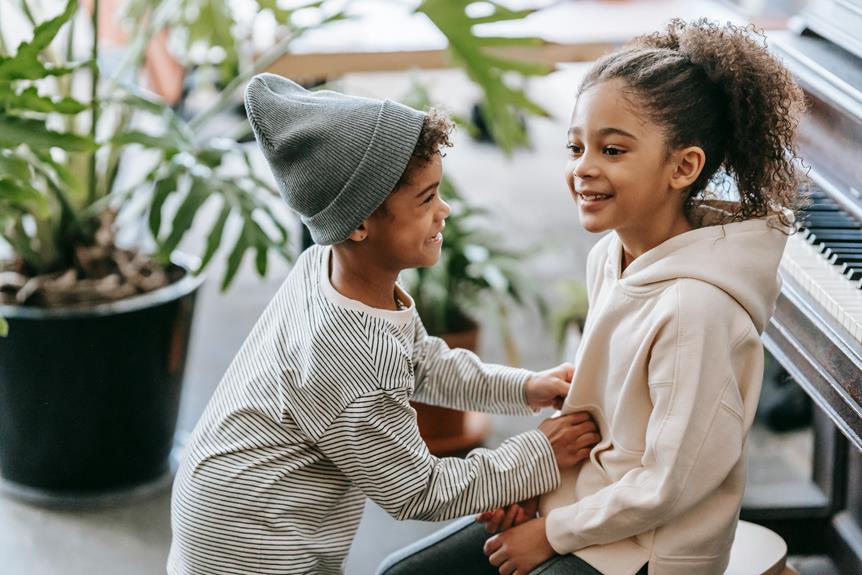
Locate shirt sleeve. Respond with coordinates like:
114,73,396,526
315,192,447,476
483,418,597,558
410,316,535,415
545,287,761,553
316,386,560,521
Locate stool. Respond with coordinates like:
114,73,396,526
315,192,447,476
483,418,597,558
725,520,799,575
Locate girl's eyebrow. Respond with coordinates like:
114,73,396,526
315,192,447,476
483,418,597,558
568,127,637,140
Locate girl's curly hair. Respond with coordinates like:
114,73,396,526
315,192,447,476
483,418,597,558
579,19,807,227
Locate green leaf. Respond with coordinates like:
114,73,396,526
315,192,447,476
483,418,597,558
0,0,78,81
31,149,86,202
0,177,50,217
149,172,177,239
111,130,182,152
468,4,535,25
483,54,553,77
222,222,250,291
0,316,8,337
157,177,210,259
416,0,551,153
0,151,31,180
197,200,231,272
255,242,268,276
0,115,96,151
2,86,87,114
249,219,269,277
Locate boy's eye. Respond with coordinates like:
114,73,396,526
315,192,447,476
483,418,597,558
566,143,582,155
603,146,624,156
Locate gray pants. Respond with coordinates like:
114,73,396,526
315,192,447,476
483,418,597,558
376,517,647,575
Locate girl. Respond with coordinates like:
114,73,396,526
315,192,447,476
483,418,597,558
378,18,805,575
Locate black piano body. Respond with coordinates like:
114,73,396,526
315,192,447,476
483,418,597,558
741,2,862,572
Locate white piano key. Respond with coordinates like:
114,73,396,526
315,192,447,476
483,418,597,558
780,234,862,344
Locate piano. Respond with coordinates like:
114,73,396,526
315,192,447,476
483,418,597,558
739,2,862,572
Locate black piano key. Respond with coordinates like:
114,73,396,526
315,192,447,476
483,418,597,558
814,241,862,254
802,209,857,221
808,230,862,244
805,204,842,212
828,251,862,264
801,217,859,229
841,261,862,276
837,255,862,267
846,269,862,283
825,246,862,255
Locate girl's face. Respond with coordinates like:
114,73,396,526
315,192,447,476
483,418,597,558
565,79,690,247
364,154,450,271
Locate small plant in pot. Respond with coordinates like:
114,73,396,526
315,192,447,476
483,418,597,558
0,0,321,503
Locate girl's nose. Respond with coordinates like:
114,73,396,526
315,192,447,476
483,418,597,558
572,152,599,179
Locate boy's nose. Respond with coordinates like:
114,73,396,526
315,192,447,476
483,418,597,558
439,198,451,219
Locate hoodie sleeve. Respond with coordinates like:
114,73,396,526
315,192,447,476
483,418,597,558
545,281,763,553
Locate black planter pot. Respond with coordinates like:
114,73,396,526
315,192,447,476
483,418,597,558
0,256,203,505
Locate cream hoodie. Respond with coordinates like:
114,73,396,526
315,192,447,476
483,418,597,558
541,204,790,575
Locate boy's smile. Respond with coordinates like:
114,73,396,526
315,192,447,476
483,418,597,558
565,79,695,265
366,153,450,271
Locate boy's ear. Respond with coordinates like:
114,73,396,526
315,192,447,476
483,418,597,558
348,221,368,242
669,146,706,191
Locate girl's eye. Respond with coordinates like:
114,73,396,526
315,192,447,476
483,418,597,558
422,193,436,205
604,146,624,156
566,143,582,155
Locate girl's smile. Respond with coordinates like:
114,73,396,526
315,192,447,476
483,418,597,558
575,190,614,212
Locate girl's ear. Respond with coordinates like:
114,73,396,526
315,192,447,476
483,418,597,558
670,146,706,191
348,221,368,242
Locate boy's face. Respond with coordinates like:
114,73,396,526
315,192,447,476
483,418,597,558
364,154,450,270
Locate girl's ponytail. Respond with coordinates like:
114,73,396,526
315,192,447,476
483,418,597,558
580,19,807,226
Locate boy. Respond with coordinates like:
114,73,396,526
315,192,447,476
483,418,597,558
167,73,600,575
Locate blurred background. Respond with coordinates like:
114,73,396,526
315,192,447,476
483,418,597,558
0,0,853,573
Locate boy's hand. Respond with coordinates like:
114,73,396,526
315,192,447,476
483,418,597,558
484,517,555,574
476,496,539,533
538,411,599,469
524,363,574,410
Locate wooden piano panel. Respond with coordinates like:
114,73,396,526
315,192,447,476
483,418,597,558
771,30,862,218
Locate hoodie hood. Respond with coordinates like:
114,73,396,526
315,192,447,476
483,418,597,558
607,201,791,333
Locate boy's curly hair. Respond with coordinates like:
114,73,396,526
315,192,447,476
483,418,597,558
579,19,807,227
394,108,454,190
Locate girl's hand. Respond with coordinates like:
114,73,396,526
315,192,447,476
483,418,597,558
475,496,539,533
524,363,574,410
484,517,555,574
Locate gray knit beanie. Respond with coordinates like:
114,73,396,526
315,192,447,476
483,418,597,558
244,73,427,245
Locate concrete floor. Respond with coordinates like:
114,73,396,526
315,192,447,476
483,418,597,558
0,67,841,574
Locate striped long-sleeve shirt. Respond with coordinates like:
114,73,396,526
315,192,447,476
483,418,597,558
167,245,560,575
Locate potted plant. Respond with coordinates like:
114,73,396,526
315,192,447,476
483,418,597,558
0,0,553,499
0,0,317,503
